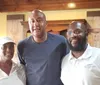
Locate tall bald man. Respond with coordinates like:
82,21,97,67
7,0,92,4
17,9,69,85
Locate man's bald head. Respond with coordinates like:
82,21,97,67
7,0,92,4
29,9,46,20
68,21,91,36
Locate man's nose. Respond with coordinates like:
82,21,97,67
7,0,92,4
71,32,79,37
6,47,11,52
33,20,39,26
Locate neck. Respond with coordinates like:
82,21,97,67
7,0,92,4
72,51,85,58
0,60,12,75
32,33,47,43
0,60,12,67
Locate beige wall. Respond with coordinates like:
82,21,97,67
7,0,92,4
0,13,7,36
0,8,100,36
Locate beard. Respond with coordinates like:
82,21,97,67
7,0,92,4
68,36,87,51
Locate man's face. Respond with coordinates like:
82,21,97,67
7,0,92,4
28,10,47,38
1,42,14,61
66,22,87,51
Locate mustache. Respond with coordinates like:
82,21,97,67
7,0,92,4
70,36,80,41
33,27,40,30
68,36,87,51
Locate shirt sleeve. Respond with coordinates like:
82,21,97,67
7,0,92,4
17,41,26,65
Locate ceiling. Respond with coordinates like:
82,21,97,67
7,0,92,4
0,0,100,12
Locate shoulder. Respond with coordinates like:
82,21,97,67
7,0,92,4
13,62,26,78
61,53,70,67
18,36,31,44
92,46,100,50
90,47,100,69
18,36,32,47
48,33,66,42
62,54,70,62
14,62,25,71
18,64,25,70
12,61,23,69
48,33,65,39
91,46,100,55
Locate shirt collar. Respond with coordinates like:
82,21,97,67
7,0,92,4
68,44,92,60
10,61,18,73
0,61,18,78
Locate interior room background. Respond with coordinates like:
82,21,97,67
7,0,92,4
0,9,100,62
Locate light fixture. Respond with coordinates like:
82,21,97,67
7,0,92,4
67,2,76,8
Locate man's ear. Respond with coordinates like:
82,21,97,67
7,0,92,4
86,28,92,36
85,30,89,36
65,30,68,39
85,22,92,36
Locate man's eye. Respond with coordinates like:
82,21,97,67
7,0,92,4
74,30,82,34
67,31,72,35
32,20,35,23
37,19,42,22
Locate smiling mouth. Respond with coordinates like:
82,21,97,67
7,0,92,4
71,38,79,45
7,52,13,55
72,38,78,41
34,27,40,30
34,29,41,32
